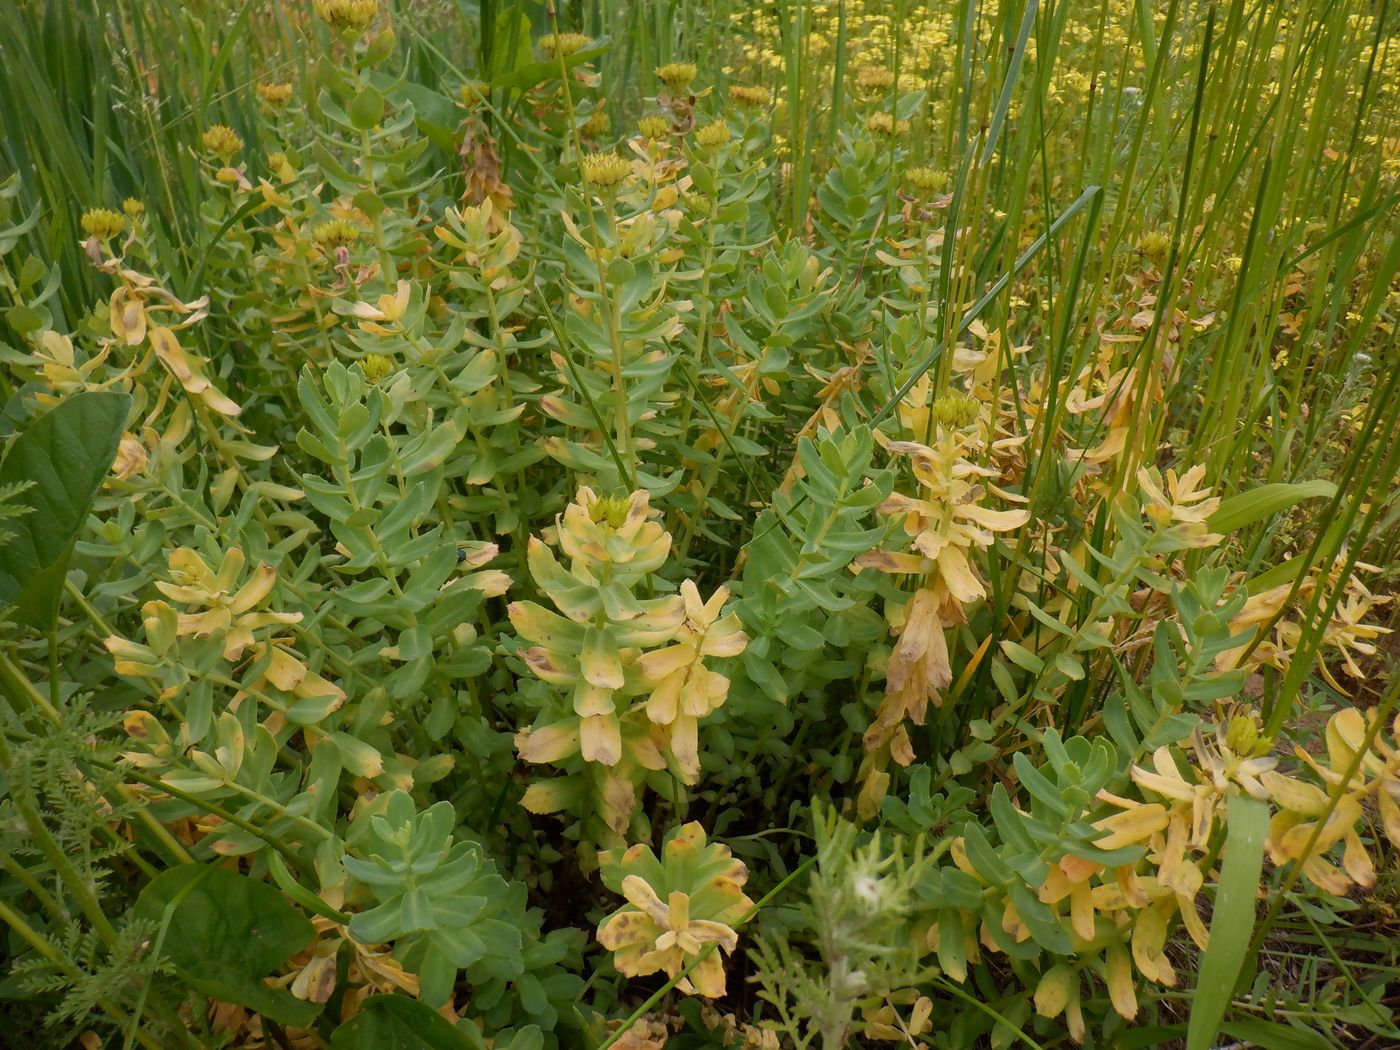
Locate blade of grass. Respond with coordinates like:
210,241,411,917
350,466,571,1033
1185,793,1269,1050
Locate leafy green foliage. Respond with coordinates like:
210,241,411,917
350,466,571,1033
330,995,483,1050
344,792,525,1005
134,864,319,1026
0,390,129,628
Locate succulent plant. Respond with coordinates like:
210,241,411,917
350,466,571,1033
597,822,753,997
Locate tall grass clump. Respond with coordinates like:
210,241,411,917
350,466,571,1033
0,0,1397,1047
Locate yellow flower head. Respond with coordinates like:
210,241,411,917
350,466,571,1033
561,488,671,575
904,166,948,195
201,124,243,161
855,64,895,93
256,81,294,108
638,115,670,141
359,352,395,383
865,111,906,137
122,198,145,218
581,107,611,138
580,151,632,189
730,84,768,108
694,119,730,151
313,0,377,35
656,62,698,93
459,80,489,108
586,492,633,528
313,218,360,249
597,823,753,997
1135,229,1172,261
81,208,127,242
539,32,592,59
1224,710,1271,758
931,393,981,430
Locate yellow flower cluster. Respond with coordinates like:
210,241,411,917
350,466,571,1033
637,115,670,141
256,81,294,108
694,119,730,151
313,0,377,35
313,218,360,248
580,150,632,189
512,489,746,840
201,124,243,161
656,62,698,93
981,705,1400,1026
730,84,768,108
597,822,754,997
1218,556,1390,695
108,546,344,736
539,32,592,59
855,381,1028,816
80,208,127,241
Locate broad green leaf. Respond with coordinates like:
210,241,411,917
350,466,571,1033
1000,639,1044,673
1207,480,1337,536
0,390,130,629
135,864,319,1026
1219,1019,1338,1050
1185,794,1269,1050
1245,554,1310,595
350,84,385,129
330,995,484,1050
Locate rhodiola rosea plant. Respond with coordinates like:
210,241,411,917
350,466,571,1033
0,0,1398,1047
